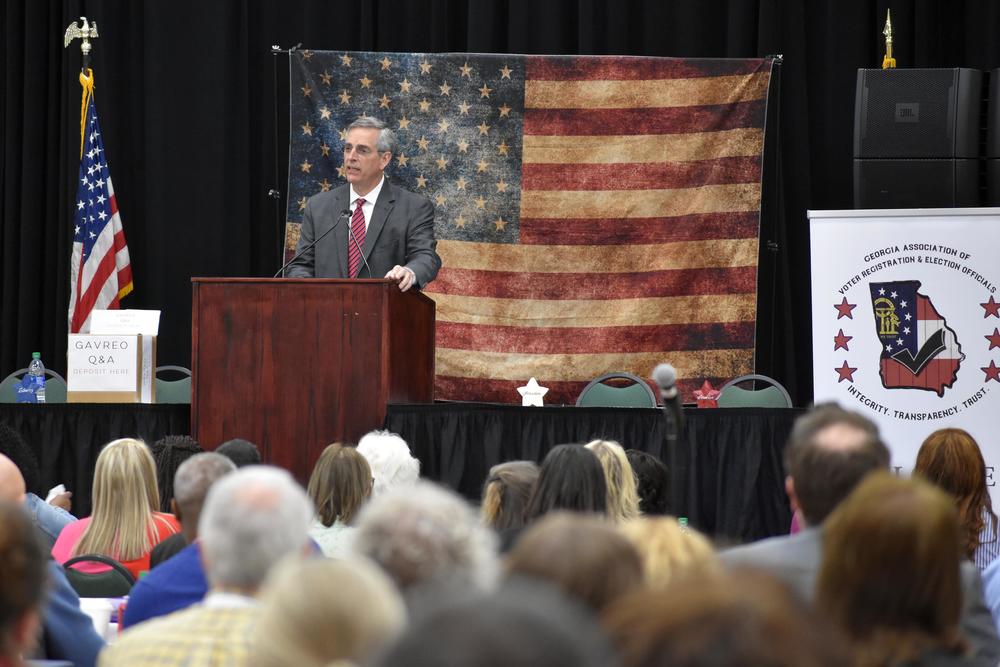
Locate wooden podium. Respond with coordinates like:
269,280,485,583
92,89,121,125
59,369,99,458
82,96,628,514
191,278,435,483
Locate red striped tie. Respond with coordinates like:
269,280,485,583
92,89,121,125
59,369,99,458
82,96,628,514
348,198,366,278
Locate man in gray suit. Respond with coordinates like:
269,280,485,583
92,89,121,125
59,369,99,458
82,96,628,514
286,116,441,291
720,403,1000,662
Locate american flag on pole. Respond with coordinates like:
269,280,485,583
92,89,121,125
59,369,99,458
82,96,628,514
69,70,132,333
286,51,773,403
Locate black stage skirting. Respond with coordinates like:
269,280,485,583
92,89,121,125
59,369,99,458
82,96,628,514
1,403,801,543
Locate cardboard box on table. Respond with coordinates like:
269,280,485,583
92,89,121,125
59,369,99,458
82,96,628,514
67,310,160,403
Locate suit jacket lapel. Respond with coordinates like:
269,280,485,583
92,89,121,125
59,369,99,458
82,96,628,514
364,181,395,261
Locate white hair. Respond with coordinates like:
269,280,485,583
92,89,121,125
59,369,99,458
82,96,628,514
351,481,498,594
198,466,314,590
173,452,236,508
356,430,420,497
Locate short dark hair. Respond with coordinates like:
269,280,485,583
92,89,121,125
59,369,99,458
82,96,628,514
0,501,46,658
150,435,203,512
0,424,41,495
625,450,670,515
524,445,607,521
370,580,616,667
215,439,261,468
784,403,889,525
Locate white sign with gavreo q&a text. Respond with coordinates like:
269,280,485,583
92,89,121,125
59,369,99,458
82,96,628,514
67,334,140,394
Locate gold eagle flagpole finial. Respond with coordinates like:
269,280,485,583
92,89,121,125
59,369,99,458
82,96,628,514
882,9,896,69
64,17,99,70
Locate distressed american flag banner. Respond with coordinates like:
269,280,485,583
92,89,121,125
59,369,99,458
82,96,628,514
286,51,773,403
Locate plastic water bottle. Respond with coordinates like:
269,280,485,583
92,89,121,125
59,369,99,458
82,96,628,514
678,516,689,533
28,352,46,404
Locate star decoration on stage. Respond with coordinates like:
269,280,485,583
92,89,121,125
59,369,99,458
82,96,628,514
982,360,1000,382
835,361,857,383
835,297,856,319
983,296,1000,318
517,377,549,407
833,329,852,351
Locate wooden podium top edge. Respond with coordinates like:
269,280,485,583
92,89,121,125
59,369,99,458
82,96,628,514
191,278,395,283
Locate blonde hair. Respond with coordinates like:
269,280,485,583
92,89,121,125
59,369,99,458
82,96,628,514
619,516,719,588
585,440,640,524
73,438,171,561
251,557,406,667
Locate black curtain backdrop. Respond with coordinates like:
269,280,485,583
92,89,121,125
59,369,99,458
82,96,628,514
5,1,1000,405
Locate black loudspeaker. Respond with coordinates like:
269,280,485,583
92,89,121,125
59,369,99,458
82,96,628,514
854,68,982,208
986,69,1000,205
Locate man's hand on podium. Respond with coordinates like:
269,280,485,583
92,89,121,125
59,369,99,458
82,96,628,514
385,265,417,292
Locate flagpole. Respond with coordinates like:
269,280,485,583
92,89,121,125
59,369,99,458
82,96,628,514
270,43,303,270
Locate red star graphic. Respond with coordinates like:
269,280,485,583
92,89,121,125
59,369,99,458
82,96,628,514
833,329,853,351
835,361,857,383
987,329,1000,350
834,297,857,320
983,360,1000,382
982,296,1000,318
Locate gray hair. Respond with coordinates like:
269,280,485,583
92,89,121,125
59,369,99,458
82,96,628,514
199,466,314,590
347,116,397,155
173,452,236,510
356,430,420,497
351,480,498,593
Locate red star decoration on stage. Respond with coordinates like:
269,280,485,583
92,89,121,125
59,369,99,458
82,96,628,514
982,296,1000,318
987,329,1000,350
834,297,857,320
835,361,857,383
983,361,1000,382
833,329,853,351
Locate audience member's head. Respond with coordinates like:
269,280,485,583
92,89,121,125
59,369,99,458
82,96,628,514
604,570,850,667
524,444,607,521
74,437,162,561
198,466,313,593
481,460,538,532
171,452,236,541
783,403,889,526
506,512,642,614
251,557,406,667
0,423,41,496
215,438,261,468
352,480,498,594
818,472,964,666
625,449,671,515
307,443,372,528
371,580,616,667
150,435,203,512
914,427,996,561
585,440,640,523
356,430,420,496
619,516,719,589
0,453,26,504
0,501,46,663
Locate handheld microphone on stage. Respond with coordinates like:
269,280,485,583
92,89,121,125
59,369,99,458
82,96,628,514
348,223,373,279
652,362,684,444
274,208,351,278
652,361,685,517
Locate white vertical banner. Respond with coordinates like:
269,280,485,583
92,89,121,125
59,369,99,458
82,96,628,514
810,208,1000,496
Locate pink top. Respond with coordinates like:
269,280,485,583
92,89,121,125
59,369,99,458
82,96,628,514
52,512,181,580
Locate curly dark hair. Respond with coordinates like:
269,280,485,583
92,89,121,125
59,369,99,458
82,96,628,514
625,449,671,515
149,435,203,512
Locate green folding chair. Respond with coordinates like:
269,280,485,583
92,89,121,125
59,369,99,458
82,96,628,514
717,374,792,408
576,372,658,408
155,365,192,404
0,369,67,403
